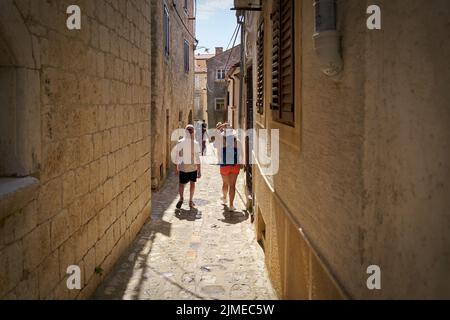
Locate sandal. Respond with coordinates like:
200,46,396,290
176,199,183,209
189,201,196,209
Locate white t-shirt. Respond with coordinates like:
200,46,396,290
175,138,201,173
212,130,242,165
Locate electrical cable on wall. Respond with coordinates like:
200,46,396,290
171,0,199,45
226,23,240,51
224,22,241,72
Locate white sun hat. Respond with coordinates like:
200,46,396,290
223,127,237,137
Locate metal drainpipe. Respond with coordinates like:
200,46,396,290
238,14,245,130
313,0,343,77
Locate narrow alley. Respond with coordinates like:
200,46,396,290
1,0,450,302
93,155,276,300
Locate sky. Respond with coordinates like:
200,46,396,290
195,0,240,54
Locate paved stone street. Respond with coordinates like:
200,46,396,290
93,158,277,300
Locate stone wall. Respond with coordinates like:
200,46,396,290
194,55,209,123
150,0,195,190
0,0,152,299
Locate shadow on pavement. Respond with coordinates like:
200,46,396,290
175,208,202,221
219,209,250,225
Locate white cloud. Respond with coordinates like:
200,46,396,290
197,0,234,20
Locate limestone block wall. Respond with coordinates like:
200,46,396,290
0,0,152,299
194,56,209,122
150,0,195,190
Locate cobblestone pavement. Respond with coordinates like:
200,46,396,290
93,159,277,300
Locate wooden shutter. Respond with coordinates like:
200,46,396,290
163,5,170,58
271,2,280,112
271,0,295,125
256,21,264,114
184,40,189,72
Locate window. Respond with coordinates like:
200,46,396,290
216,69,226,80
163,5,170,58
184,40,190,73
0,27,40,178
271,0,295,126
215,98,226,111
256,21,264,114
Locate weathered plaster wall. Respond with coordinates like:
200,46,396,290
295,0,450,299
253,0,450,299
0,0,152,299
285,0,367,299
361,0,450,299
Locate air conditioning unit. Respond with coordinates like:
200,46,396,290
233,0,262,10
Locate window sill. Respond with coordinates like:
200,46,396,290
0,177,40,221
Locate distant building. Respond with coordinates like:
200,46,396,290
206,45,241,128
194,53,214,122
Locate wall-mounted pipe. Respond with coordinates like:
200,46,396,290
313,0,343,77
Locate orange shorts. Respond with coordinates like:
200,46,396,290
220,165,240,176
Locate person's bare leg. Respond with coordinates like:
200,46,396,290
222,175,229,202
190,181,195,205
228,174,238,209
177,183,185,209
179,183,185,200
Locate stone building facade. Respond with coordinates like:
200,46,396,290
241,0,450,299
194,53,213,123
226,64,241,129
150,0,195,190
0,0,152,299
206,46,241,128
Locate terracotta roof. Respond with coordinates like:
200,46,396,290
195,54,215,60
226,63,240,78
195,65,207,73
207,45,241,62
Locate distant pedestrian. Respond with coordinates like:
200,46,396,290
201,120,207,155
175,125,202,210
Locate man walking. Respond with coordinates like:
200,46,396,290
201,120,207,155
175,125,202,209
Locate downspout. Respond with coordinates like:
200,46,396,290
238,14,245,130
232,76,236,108
231,76,236,126
313,0,343,77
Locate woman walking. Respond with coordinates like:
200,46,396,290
215,123,242,212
